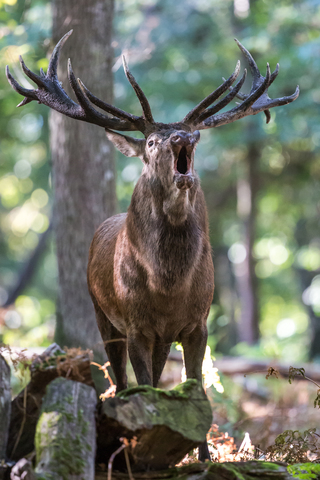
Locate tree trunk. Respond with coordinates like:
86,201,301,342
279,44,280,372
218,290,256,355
51,0,116,355
35,377,97,480
235,143,260,344
6,343,94,461
0,354,11,480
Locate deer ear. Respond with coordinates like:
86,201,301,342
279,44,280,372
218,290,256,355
105,130,146,160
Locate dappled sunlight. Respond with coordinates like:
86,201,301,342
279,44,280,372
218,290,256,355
1,5,320,464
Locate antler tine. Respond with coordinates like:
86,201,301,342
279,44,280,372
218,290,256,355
196,69,247,124
222,76,246,101
66,59,145,132
270,63,279,83
67,58,97,111
78,78,142,124
239,63,271,111
234,39,260,90
19,55,47,88
122,55,154,124
183,60,241,125
17,97,33,108
259,85,300,110
222,62,280,124
47,30,73,79
5,65,38,102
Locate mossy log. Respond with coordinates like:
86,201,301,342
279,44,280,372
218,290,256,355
6,343,94,461
0,354,11,480
97,380,212,472
96,460,303,479
34,377,97,480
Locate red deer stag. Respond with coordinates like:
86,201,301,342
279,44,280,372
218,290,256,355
6,31,299,461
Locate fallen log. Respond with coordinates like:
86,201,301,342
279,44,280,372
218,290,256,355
97,379,212,472
168,352,320,383
0,354,11,480
95,460,297,479
10,459,302,480
6,343,94,461
34,377,97,480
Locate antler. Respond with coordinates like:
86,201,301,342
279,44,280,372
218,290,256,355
184,39,299,130
6,33,299,136
6,30,151,135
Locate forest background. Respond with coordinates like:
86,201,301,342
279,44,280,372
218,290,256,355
1,0,320,443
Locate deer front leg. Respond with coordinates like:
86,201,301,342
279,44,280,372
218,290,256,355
181,324,211,462
127,329,153,385
181,324,207,383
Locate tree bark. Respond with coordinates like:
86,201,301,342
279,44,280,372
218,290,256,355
0,354,11,480
34,377,97,480
235,143,260,344
50,0,116,354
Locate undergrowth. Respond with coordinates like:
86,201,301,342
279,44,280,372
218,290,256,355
2,344,320,475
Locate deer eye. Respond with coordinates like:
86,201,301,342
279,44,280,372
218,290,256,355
148,140,154,147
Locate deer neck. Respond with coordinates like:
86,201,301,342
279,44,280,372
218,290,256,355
146,171,200,226
126,175,203,292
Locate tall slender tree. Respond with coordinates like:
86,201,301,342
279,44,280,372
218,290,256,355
51,0,116,359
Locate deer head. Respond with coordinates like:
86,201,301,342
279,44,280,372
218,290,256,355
106,128,201,193
6,31,299,177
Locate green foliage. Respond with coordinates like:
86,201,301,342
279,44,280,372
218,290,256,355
288,463,320,480
1,0,320,363
266,428,320,464
0,0,55,347
289,367,307,384
287,366,320,409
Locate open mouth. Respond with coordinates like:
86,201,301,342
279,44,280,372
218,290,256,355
175,147,190,175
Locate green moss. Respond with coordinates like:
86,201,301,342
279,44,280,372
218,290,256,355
35,412,59,462
36,399,91,480
117,379,200,400
206,461,288,480
259,462,283,471
50,432,87,479
215,463,247,480
66,394,74,404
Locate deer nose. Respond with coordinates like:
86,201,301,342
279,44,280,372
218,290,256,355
171,131,199,146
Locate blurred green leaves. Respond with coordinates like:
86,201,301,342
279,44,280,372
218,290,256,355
1,0,320,361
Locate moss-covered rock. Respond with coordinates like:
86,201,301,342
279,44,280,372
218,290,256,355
100,379,212,471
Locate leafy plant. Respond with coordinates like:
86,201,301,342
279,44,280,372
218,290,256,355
265,429,320,464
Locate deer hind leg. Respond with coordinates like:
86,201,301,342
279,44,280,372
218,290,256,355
152,341,171,387
181,324,211,462
92,298,128,391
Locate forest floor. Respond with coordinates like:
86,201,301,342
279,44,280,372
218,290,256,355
159,356,320,460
